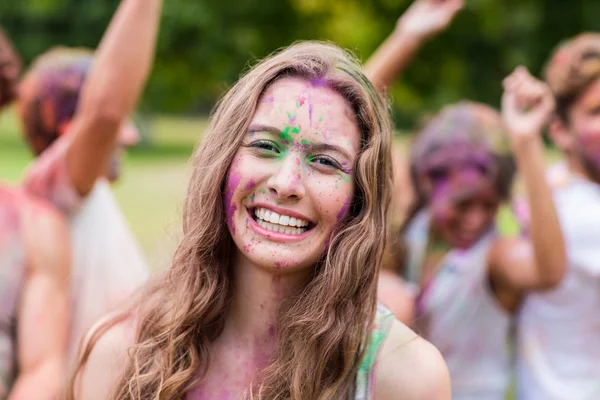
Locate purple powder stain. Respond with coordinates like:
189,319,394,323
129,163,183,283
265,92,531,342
336,197,351,221
224,170,241,235
274,261,282,269
267,325,276,338
312,77,327,88
309,102,314,127
260,96,274,103
244,179,256,191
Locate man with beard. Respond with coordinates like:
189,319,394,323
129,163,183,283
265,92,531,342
516,33,600,400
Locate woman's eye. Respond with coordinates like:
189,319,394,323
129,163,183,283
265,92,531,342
311,156,341,170
251,140,279,153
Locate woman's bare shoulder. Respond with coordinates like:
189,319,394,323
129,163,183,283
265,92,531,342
74,316,137,399
374,320,451,400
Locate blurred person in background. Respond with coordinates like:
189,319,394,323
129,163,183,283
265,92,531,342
364,0,465,322
11,0,162,365
0,27,71,399
70,41,450,400
383,69,566,399
515,33,600,400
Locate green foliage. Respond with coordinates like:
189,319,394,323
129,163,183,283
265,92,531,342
2,0,600,127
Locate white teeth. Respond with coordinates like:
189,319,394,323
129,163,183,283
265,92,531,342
269,212,280,224
253,207,310,235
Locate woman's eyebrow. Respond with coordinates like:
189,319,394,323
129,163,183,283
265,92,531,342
248,124,281,135
308,142,352,160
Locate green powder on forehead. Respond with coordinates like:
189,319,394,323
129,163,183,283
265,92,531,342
291,127,300,134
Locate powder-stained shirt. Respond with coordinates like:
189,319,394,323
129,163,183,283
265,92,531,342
403,211,511,400
22,136,149,364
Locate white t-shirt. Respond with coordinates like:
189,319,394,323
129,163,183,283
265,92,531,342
404,211,511,400
517,174,600,400
23,137,149,364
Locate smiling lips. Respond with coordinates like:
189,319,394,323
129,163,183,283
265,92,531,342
253,207,310,235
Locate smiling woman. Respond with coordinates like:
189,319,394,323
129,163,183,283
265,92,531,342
69,41,450,400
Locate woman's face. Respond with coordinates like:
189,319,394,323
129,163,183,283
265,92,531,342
428,168,500,249
565,78,600,182
225,77,360,272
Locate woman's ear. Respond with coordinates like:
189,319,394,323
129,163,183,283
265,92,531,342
548,115,574,153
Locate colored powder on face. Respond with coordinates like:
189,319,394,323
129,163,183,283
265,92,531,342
309,102,314,127
224,171,241,235
280,126,293,143
244,179,257,191
291,127,300,134
287,111,296,124
301,139,308,145
259,189,266,194
336,197,351,221
312,77,327,88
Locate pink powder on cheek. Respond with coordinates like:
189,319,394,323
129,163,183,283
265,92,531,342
336,197,351,221
430,180,452,225
244,179,256,191
224,170,241,235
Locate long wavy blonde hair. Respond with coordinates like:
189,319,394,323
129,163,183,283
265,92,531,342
70,41,393,399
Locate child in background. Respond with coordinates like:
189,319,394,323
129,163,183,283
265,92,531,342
383,68,566,399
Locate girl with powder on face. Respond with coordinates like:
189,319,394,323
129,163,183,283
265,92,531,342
514,33,600,400
385,69,567,400
69,42,450,400
11,0,162,366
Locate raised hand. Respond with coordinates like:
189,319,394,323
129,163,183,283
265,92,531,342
502,66,555,141
397,0,465,40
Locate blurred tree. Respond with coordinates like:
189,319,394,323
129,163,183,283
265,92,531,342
1,0,600,128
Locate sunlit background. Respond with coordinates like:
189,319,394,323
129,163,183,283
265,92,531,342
0,0,597,271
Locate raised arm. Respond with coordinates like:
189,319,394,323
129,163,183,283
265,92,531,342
66,0,163,196
489,67,566,292
9,201,70,399
364,0,464,93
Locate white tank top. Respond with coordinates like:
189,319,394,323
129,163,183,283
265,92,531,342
67,181,149,363
517,176,600,400
404,211,511,400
